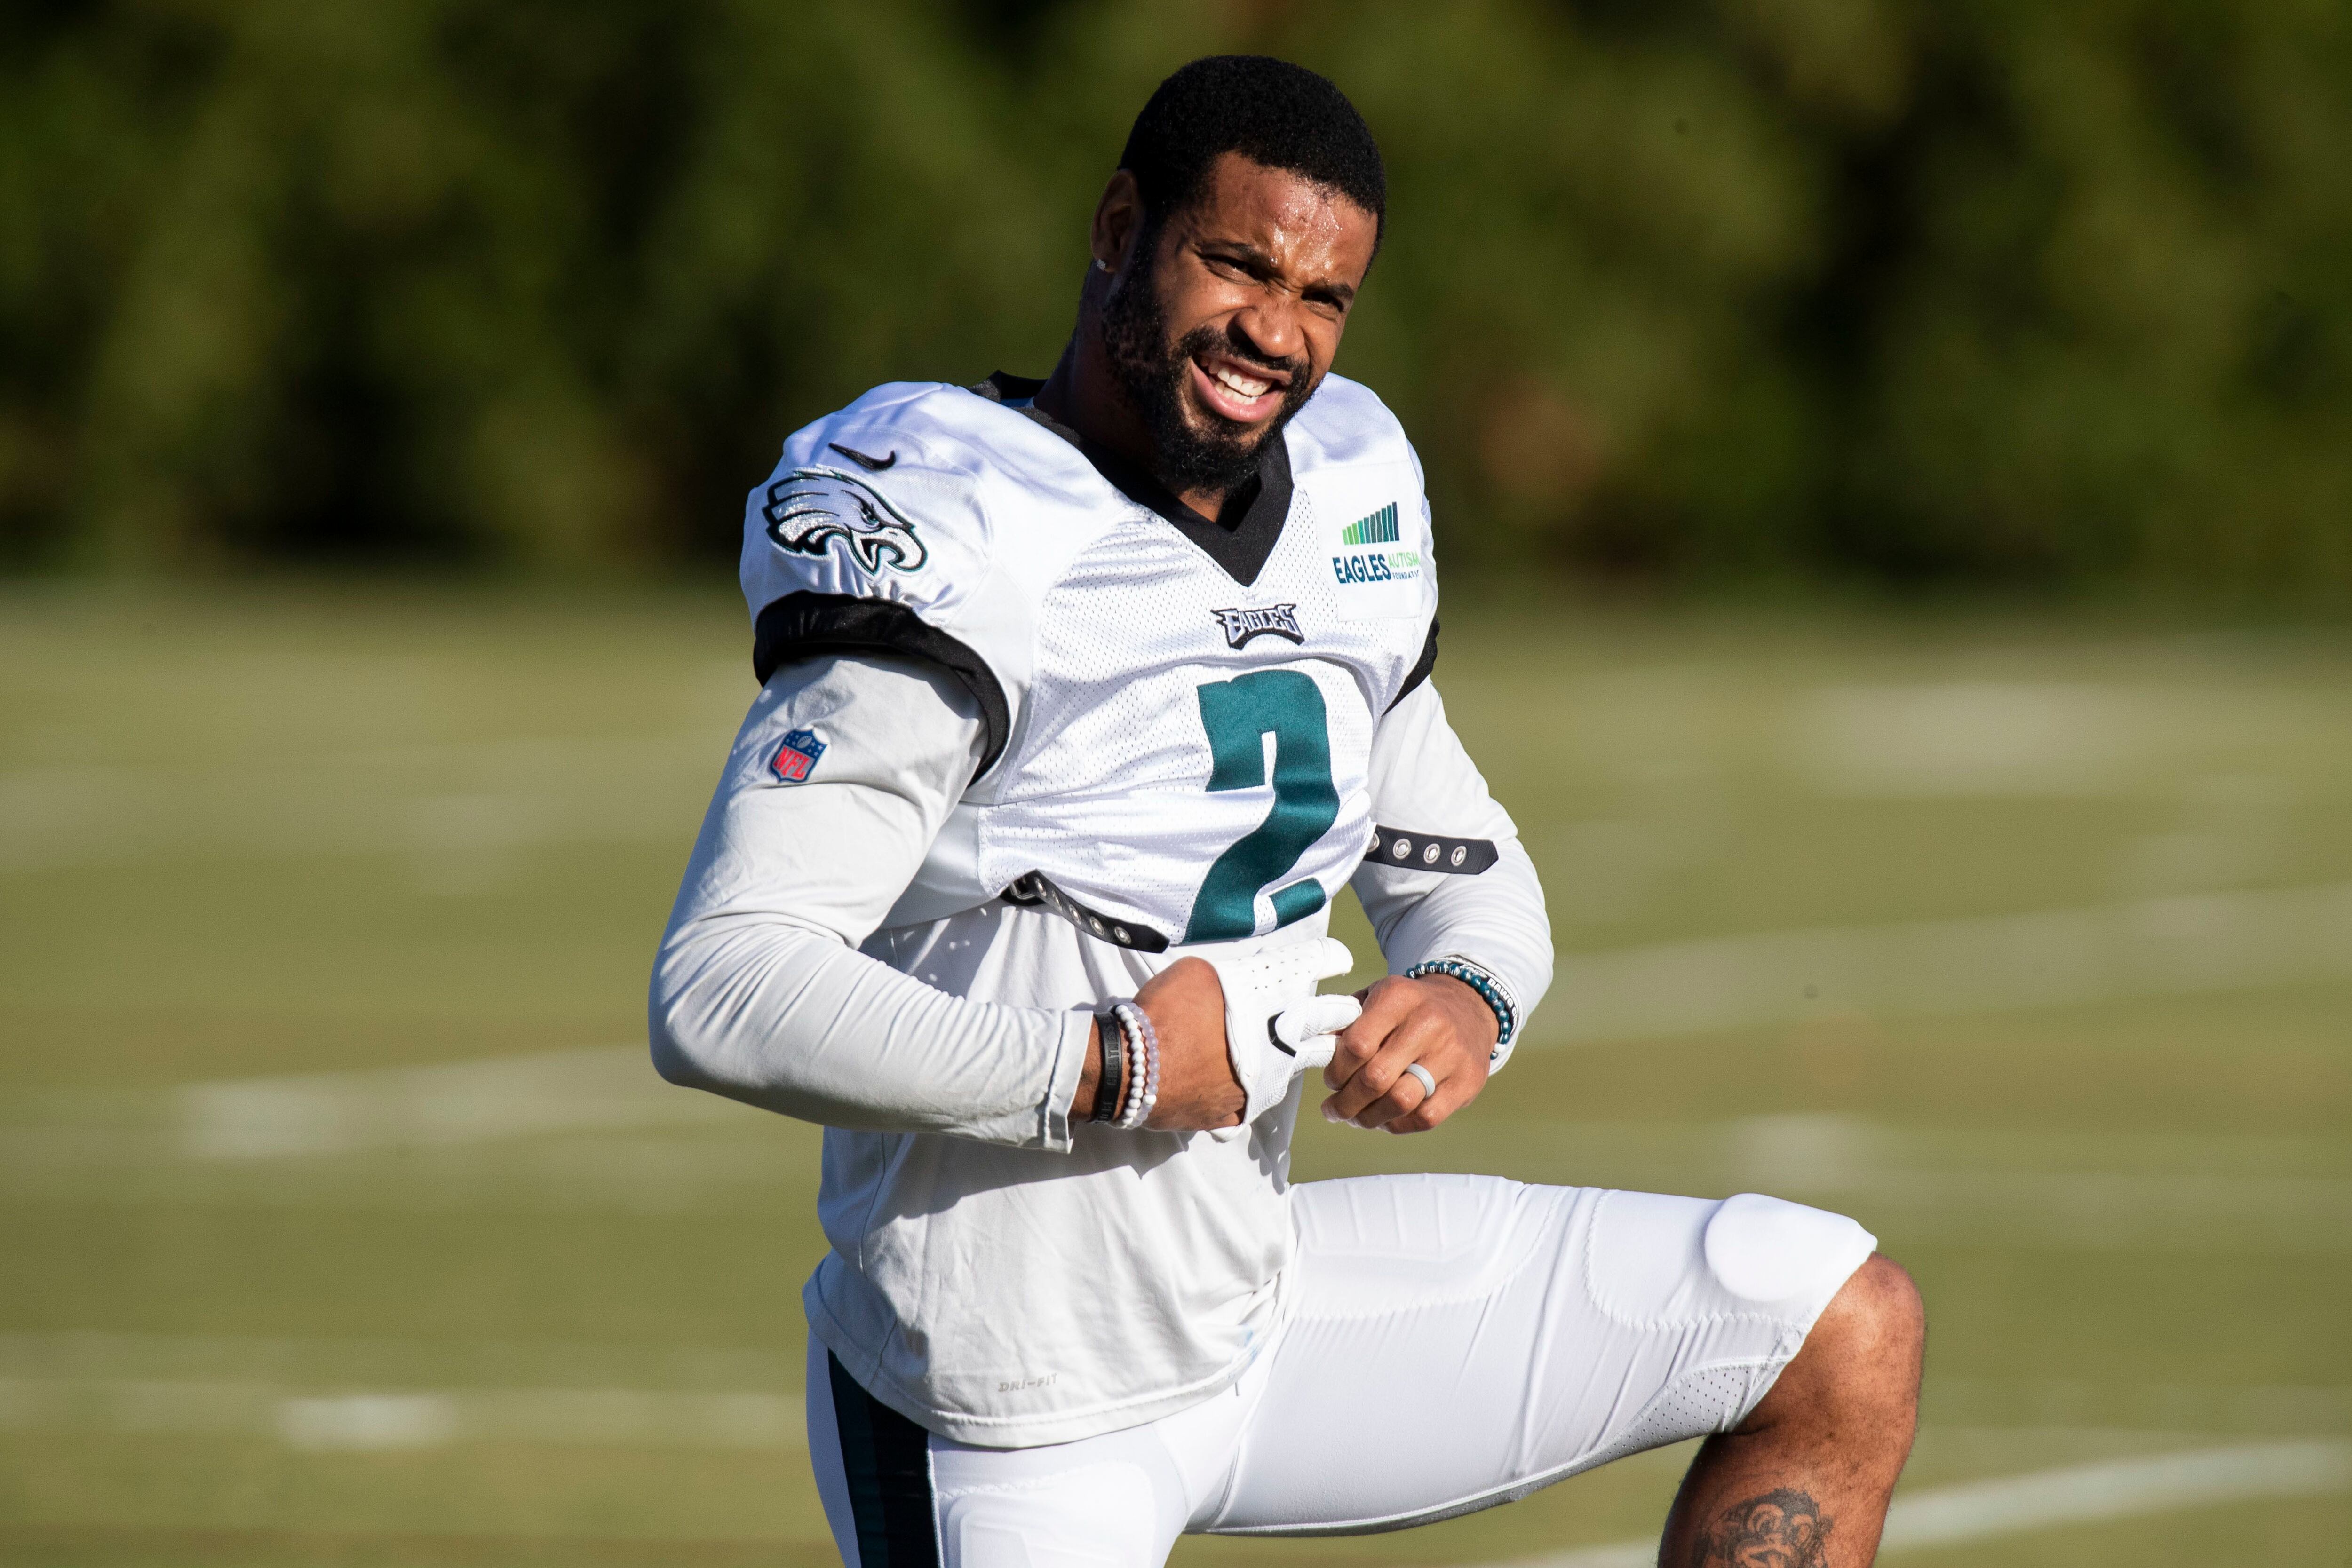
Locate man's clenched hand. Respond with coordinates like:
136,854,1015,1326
1067,958,1245,1132
1320,974,1496,1133
1135,958,1248,1131
1067,943,1361,1133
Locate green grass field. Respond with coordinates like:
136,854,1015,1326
3,586,2348,1566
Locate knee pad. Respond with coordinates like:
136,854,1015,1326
944,1467,1155,1567
1702,1193,1875,1308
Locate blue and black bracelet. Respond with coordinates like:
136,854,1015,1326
1402,957,1517,1059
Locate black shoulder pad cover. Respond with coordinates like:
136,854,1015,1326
753,590,1011,776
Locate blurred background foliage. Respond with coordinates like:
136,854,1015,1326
3,0,2348,595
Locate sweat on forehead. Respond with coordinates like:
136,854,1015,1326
1117,55,1387,248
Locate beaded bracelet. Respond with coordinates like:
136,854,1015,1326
1110,999,1160,1130
1112,1001,1153,1129
1402,957,1516,1059
1133,1006,1160,1126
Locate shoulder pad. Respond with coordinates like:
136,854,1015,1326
738,383,1092,776
1283,373,1419,478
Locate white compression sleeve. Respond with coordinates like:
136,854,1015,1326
1349,681,1554,1067
649,654,1093,1149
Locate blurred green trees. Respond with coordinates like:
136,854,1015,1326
4,0,2347,594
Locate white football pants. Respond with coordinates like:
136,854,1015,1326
808,1173,1875,1565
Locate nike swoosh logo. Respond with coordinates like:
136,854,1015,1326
828,443,898,471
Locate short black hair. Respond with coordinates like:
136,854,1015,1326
1117,56,1386,245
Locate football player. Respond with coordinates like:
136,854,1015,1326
652,54,1922,1567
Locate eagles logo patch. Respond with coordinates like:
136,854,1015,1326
762,467,928,574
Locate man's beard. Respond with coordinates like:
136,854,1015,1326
1100,249,1313,499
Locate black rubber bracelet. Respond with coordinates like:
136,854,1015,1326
1091,1009,1126,1123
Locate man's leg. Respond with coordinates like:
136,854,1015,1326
1200,1177,1905,1547
805,1333,1239,1567
1659,1255,1924,1568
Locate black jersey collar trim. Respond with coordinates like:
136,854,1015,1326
971,372,1291,588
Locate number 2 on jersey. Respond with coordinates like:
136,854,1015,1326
1183,670,1339,943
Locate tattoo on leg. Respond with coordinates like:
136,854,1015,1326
1693,1488,1833,1568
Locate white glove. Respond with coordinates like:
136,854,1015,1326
1200,937,1362,1139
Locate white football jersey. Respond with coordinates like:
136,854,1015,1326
695,372,1544,1448
742,372,1439,954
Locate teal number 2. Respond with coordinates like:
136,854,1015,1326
1182,669,1340,943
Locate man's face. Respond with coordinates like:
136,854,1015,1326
1100,153,1378,496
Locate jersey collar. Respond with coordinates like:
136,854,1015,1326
971,372,1293,588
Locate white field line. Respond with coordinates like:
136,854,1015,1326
1709,1116,2352,1254
15,1061,2328,1250
177,1045,734,1158
1879,1441,2352,1548
71,1073,2343,1250
0,733,722,873
12,1332,2338,1448
161,879,2352,1161
1926,1378,2352,1436
1486,1441,2352,1568
1543,882,2352,1045
0,1330,799,1399
1764,1165,2352,1253
0,1376,800,1452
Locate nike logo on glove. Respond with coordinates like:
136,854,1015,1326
827,443,898,471
1200,938,1360,1141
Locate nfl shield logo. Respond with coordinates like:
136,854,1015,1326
771,728,826,783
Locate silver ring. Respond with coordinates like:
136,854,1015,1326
1402,1062,1437,1101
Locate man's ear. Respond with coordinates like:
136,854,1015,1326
1091,170,1148,276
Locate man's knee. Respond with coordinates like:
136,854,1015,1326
1753,1254,1924,1428
1832,1253,1926,1372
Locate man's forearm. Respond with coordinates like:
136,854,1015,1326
1353,681,1553,1062
1359,837,1551,1059
651,913,1093,1149
651,651,1106,1147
